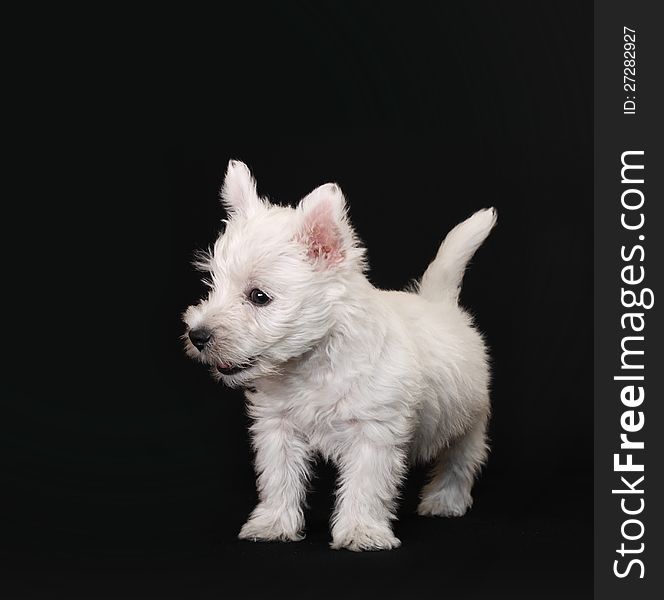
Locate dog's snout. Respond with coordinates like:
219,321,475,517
189,327,212,351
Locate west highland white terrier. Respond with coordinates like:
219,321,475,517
183,160,496,551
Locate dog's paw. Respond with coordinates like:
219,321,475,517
330,523,401,552
417,487,473,517
238,505,304,542
238,519,304,542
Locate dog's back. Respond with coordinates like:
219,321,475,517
378,209,496,462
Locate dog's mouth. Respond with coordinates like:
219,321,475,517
217,359,256,376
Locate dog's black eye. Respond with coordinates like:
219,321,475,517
248,288,272,306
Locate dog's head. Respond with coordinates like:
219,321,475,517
183,160,366,387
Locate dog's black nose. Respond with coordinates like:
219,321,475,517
189,328,212,351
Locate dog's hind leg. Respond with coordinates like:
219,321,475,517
417,417,489,517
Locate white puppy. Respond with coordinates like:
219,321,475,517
184,160,496,551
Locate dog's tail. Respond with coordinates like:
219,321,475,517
418,208,497,304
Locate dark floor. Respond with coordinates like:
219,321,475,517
1,457,591,600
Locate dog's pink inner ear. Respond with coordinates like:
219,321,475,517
300,202,345,266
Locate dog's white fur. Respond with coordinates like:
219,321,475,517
183,160,496,551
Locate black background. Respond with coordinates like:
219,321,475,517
3,2,592,598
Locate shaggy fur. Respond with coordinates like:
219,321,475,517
183,160,496,551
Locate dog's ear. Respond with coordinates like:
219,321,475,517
220,160,262,217
296,183,354,268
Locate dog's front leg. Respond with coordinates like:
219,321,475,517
239,415,312,542
330,431,406,551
